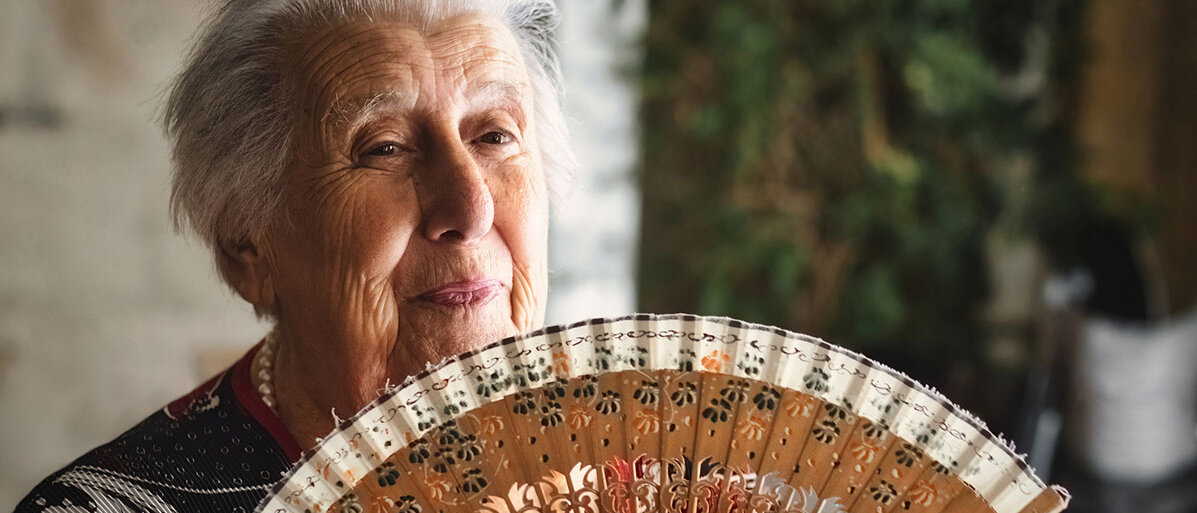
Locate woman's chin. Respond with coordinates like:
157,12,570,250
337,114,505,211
394,300,518,369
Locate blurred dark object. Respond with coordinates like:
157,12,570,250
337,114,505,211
0,103,65,132
1032,0,1197,318
1057,465,1197,513
1077,220,1148,322
1043,0,1197,492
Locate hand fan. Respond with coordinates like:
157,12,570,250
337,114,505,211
256,314,1070,513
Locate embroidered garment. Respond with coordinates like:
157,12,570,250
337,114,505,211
15,343,303,513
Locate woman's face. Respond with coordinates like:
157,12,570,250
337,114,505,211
259,14,548,403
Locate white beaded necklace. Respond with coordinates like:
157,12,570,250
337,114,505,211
255,330,279,412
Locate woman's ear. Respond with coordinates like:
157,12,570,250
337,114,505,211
217,235,276,310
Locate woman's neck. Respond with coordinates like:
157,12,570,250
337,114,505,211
253,329,407,451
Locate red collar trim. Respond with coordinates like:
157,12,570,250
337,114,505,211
231,341,304,462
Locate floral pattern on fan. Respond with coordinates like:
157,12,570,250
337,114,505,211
469,458,849,513
256,314,1069,513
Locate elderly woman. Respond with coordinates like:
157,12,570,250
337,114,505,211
17,0,574,511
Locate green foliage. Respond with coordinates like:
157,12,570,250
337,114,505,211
636,0,1071,364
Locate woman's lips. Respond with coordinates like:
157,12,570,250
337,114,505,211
416,279,504,307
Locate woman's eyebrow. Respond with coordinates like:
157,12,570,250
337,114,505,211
465,80,530,128
325,80,529,137
324,90,415,136
466,80,529,109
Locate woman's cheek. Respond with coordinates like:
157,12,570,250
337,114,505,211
314,178,413,342
510,257,546,331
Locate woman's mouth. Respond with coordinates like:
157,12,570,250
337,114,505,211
416,279,504,307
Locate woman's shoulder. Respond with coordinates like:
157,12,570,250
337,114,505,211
14,354,294,513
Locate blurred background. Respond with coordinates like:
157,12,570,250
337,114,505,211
1,1,1195,511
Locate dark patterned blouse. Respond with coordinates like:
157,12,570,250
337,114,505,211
15,343,303,513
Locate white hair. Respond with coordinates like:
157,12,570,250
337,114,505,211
164,0,575,266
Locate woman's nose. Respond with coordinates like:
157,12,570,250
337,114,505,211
417,133,495,244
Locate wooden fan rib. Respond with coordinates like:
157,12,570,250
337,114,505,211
299,427,374,511
753,388,820,481
713,320,781,475
657,317,709,473
890,463,972,513
691,373,736,474
687,318,736,477
806,349,887,505
487,390,567,512
421,424,488,512
737,322,824,495
389,372,487,513
355,453,435,513
787,401,858,494
373,434,462,513
589,372,630,467
621,370,662,459
692,320,749,481
858,369,1047,513
820,418,899,508
940,489,998,513
1015,486,1069,513
937,418,1021,509
589,320,653,513
842,436,931,513
727,325,804,478
722,376,782,473
389,334,560,513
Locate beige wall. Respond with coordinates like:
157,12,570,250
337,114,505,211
0,1,270,505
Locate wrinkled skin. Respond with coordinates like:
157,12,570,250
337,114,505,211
222,14,548,448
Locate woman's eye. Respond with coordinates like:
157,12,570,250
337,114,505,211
477,131,510,145
366,143,400,157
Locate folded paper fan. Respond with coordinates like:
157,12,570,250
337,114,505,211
256,314,1069,513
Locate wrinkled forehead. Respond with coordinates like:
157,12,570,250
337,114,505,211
284,13,531,134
